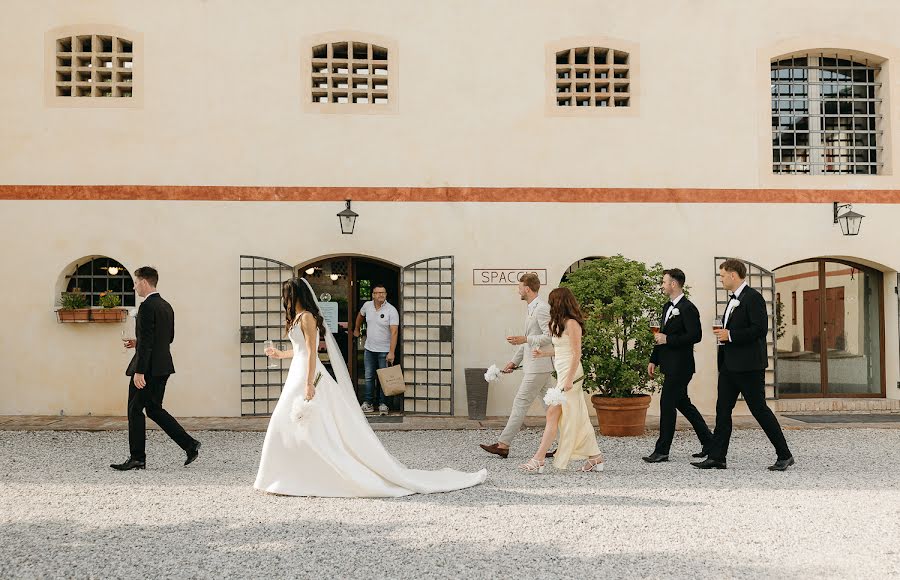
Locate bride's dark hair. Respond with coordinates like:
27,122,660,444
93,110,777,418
282,278,326,338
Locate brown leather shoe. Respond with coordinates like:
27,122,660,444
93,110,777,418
479,443,509,458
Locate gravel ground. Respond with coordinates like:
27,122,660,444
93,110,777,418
1,428,899,579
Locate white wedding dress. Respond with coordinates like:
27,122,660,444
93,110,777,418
254,283,486,497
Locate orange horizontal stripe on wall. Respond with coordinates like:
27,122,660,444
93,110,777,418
2,186,900,203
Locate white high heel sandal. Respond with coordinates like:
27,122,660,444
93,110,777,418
520,458,545,474
581,456,604,472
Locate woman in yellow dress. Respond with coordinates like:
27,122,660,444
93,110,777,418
520,287,604,474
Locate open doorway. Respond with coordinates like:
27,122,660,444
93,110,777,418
298,256,402,415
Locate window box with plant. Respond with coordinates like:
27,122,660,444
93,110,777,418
56,291,91,322
91,291,127,322
562,255,667,436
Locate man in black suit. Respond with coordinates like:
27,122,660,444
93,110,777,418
111,267,200,471
693,259,794,471
643,268,713,463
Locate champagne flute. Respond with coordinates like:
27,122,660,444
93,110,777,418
120,329,133,354
264,340,279,369
713,316,724,345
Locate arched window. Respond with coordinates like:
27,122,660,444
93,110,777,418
554,47,630,108
54,34,134,98
310,41,390,105
771,51,883,174
65,257,135,307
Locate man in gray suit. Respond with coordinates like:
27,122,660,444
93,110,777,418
480,273,554,458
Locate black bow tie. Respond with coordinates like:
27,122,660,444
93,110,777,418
664,301,673,309
729,293,738,301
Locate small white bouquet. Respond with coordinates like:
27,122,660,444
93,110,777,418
485,364,518,382
291,372,323,423
484,365,502,382
543,387,567,407
543,374,584,406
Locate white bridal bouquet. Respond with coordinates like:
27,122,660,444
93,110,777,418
291,372,323,423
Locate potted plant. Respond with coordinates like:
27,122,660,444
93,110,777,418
91,291,127,322
56,291,90,322
561,255,667,436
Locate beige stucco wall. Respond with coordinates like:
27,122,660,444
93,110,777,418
0,0,899,188
1,200,898,417
2,1,900,417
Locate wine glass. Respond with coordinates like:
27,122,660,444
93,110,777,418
120,328,134,354
264,340,279,369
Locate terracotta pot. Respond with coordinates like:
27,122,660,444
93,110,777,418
90,308,127,323
591,394,651,437
57,308,91,323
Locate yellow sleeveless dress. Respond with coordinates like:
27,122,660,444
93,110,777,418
552,332,602,469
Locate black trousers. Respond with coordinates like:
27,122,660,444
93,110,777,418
708,369,791,461
127,374,195,461
654,371,712,455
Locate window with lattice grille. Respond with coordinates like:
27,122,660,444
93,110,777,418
310,41,389,105
55,34,134,98
554,47,630,108
771,52,883,175
65,257,136,307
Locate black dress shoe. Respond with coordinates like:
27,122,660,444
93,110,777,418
184,441,201,466
767,456,794,471
642,452,669,463
691,458,727,469
110,458,145,471
691,448,710,458
545,448,557,458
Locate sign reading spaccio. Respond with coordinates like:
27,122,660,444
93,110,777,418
473,269,548,286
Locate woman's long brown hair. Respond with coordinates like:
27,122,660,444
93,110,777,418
282,278,326,338
548,287,585,337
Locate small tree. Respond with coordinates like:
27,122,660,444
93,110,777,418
562,255,667,397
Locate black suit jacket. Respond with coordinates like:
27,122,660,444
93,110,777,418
126,293,176,377
718,285,768,373
650,297,702,375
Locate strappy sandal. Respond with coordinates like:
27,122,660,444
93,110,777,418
519,458,545,474
581,455,604,472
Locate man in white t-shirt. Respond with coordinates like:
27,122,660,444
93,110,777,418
353,284,399,414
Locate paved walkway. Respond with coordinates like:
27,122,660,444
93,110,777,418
2,412,900,432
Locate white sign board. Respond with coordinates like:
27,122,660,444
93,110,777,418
319,301,339,334
473,269,548,286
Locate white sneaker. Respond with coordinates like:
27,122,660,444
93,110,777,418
360,402,374,413
378,404,389,415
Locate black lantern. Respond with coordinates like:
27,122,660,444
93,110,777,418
337,199,358,235
833,202,864,236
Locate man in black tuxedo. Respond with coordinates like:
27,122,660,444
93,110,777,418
111,267,200,471
643,268,713,463
693,259,794,471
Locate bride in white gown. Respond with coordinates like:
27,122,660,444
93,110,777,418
254,278,486,497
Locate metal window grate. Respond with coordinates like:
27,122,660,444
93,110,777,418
714,258,778,399
401,256,454,415
311,41,389,105
239,255,295,416
771,53,882,174
55,34,133,98
554,47,630,108
65,257,135,307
